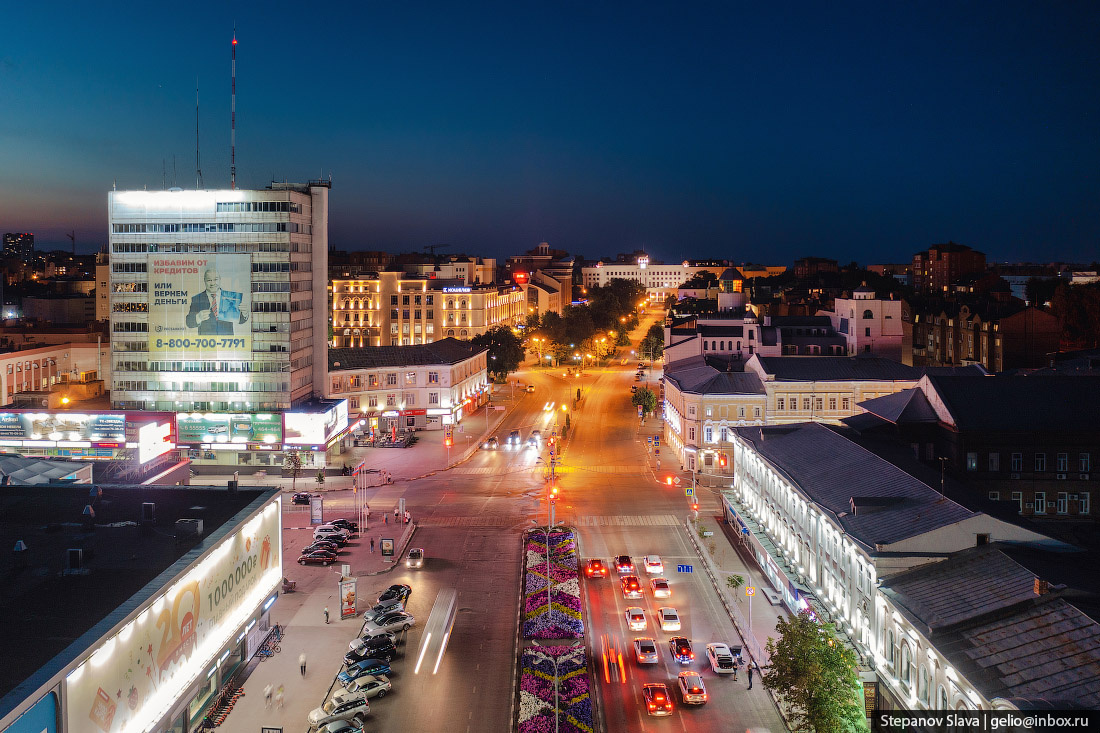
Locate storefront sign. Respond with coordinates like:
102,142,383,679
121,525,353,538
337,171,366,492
339,577,358,619
442,286,471,293
177,413,282,445
148,253,252,357
65,501,282,733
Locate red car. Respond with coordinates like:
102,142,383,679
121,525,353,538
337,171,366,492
298,550,337,566
585,559,608,578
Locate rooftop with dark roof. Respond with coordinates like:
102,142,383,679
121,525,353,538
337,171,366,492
329,338,487,370
750,355,923,382
664,356,764,395
928,375,1100,433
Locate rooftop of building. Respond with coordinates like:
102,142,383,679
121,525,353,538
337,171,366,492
0,456,92,484
329,338,487,371
750,354,923,382
0,482,276,703
880,543,1100,709
732,422,977,550
663,355,764,395
926,375,1100,433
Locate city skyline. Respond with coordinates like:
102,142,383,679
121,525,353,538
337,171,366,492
2,2,1099,264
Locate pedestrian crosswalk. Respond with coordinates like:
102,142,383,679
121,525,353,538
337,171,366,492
420,513,678,528
425,515,516,527
450,465,641,476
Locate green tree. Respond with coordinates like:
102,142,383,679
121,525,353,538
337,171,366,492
763,612,867,733
316,469,326,488
472,325,525,380
631,387,658,415
285,450,303,491
639,323,664,360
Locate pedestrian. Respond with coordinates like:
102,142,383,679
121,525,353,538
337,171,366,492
748,661,757,689
404,510,410,524
370,537,375,553
264,683,273,708
323,606,330,624
394,506,399,519
275,685,284,710
384,513,388,525
299,652,307,676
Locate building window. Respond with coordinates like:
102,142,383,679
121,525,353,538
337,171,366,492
841,397,850,410
813,398,822,411
349,397,359,409
704,427,713,443
988,453,1000,472
428,372,439,384
886,629,895,666
1011,491,1023,512
1057,453,1068,472
753,407,761,419
428,392,439,405
368,396,378,408
863,309,874,319
966,452,978,471
1011,452,1023,472
705,406,712,417
865,327,871,337
1035,453,1046,472
777,398,785,410
405,372,416,385
1082,492,1091,515
938,685,948,711
739,407,745,418
1035,491,1046,514
386,394,396,406
688,427,695,441
386,373,397,386
918,665,931,706
802,398,811,411
1057,492,1068,514
828,397,836,410
988,491,1000,501
1081,453,1091,473
899,643,912,686
688,406,695,417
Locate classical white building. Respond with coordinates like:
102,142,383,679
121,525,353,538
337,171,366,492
327,338,489,432
107,183,330,412
821,284,904,360
580,257,725,302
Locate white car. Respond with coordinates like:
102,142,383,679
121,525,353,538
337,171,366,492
362,610,416,635
658,607,681,632
642,555,664,574
705,643,738,674
343,674,392,700
406,547,425,569
307,694,368,728
677,671,708,704
651,578,671,599
313,526,350,543
625,607,647,631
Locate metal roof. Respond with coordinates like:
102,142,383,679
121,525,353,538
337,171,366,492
928,375,1100,433
752,355,922,382
857,388,939,424
664,356,765,395
329,338,487,370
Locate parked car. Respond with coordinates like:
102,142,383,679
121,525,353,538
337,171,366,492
326,686,368,707
302,540,339,554
345,638,398,666
483,436,499,449
625,607,647,632
642,555,664,574
338,659,392,687
614,555,635,574
651,578,671,599
633,637,659,664
378,584,412,606
349,631,397,652
319,720,364,733
584,559,608,578
313,526,350,544
343,675,392,700
677,671,708,704
329,518,359,533
362,610,416,635
658,607,681,632
705,643,738,674
298,550,337,566
363,603,402,622
620,575,643,599
292,492,313,505
668,636,694,664
307,695,369,728
642,683,673,716
406,547,425,568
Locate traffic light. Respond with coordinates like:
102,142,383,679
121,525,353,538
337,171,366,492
444,436,453,447
719,455,727,467
691,502,699,511
666,476,673,486
550,483,560,497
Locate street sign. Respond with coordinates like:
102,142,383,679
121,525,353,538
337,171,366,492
673,477,681,486
745,586,756,597
685,486,694,497
677,564,693,573
637,405,643,417
654,448,659,455
647,436,653,446
654,436,660,446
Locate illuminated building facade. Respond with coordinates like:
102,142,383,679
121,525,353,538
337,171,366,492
107,184,330,413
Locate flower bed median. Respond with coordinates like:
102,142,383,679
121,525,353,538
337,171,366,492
518,644,593,733
523,531,583,640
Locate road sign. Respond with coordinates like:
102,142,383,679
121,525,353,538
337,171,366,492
654,436,660,446
654,448,659,455
685,486,694,497
745,586,756,597
677,564,693,573
673,477,681,486
637,405,643,417
647,436,653,446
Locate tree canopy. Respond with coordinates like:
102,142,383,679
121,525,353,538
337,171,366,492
631,386,658,415
471,325,525,380
639,323,664,360
762,611,867,733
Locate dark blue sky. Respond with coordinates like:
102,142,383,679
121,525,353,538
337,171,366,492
2,1,1098,264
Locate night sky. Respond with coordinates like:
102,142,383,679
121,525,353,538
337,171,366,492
1,2,1098,264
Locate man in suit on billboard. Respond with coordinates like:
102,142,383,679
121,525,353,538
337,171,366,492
186,268,248,335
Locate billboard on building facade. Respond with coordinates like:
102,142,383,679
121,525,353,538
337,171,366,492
64,501,282,733
148,254,251,357
176,413,282,445
0,412,126,442
284,401,348,445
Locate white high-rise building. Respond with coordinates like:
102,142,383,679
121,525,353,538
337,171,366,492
107,182,330,412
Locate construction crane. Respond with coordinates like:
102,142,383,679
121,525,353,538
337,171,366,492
66,230,75,255
423,244,452,255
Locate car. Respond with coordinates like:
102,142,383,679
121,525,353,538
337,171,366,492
638,362,645,369
669,636,694,664
345,639,398,666
651,578,671,599
620,575,643,599
531,429,542,443
329,518,359,533
326,686,369,707
378,584,412,606
633,637,659,664
677,671,708,704
313,526,350,544
349,631,397,652
630,385,637,393
525,435,538,449
363,602,402,622
319,720,364,733
642,683,673,716
614,555,635,574
343,674,392,700
292,492,313,505
362,610,416,635
302,540,340,554
705,643,738,674
625,607,647,631
525,384,536,393
483,436,499,449
634,374,642,381
658,607,682,632
337,659,392,687
506,429,522,448
584,559,608,578
406,547,425,568
307,695,369,728
298,550,337,566
642,555,664,574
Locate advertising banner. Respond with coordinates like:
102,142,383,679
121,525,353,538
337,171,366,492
284,400,349,445
339,577,358,619
65,502,282,733
177,413,282,445
148,254,251,357
0,412,126,442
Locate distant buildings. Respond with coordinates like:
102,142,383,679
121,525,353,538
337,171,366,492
912,242,986,293
2,232,34,259
580,254,725,303
822,283,904,360
792,256,838,279
904,300,1061,371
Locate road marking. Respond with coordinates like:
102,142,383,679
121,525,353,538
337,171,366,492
424,515,515,527
572,515,679,526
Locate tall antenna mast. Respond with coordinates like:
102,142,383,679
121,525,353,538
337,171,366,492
196,78,204,190
230,27,237,189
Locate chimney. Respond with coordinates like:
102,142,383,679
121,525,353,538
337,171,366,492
1033,578,1050,596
